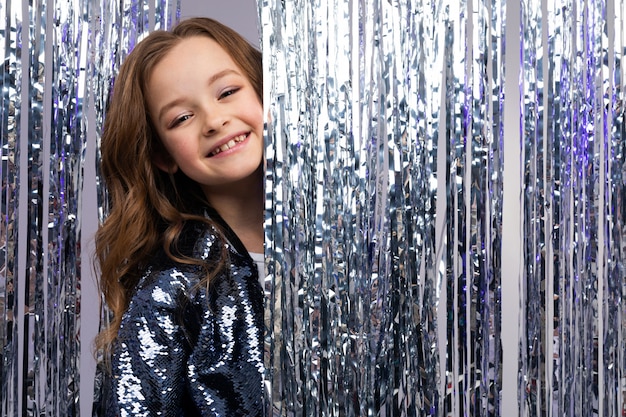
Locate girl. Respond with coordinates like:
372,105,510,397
93,18,265,416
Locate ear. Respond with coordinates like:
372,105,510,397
153,152,179,174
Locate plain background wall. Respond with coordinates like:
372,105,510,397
180,0,260,46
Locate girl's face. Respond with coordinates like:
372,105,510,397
147,36,263,196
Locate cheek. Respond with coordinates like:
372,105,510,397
160,136,189,161
252,107,264,130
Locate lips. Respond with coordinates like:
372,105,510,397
209,133,248,156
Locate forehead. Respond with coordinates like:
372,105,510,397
151,36,237,78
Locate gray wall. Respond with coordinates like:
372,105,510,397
180,0,260,46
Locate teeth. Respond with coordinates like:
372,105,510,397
220,140,235,152
211,134,247,156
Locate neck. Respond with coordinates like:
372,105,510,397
203,167,264,253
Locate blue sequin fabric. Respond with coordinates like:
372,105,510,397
94,220,264,416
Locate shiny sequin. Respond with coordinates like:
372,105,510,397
94,221,264,416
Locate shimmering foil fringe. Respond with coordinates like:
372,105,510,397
519,0,626,416
262,0,504,414
263,0,624,416
25,0,47,416
0,0,179,415
444,0,505,415
0,0,22,415
609,4,626,417
519,0,545,413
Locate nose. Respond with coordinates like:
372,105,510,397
203,106,229,136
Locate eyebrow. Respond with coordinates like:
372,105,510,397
156,69,242,123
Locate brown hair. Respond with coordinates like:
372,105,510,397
94,18,262,354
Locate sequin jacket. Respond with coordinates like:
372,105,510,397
93,219,264,416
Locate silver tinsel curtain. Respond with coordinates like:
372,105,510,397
0,0,179,415
0,0,624,416
262,0,625,416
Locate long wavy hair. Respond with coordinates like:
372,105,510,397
94,18,263,354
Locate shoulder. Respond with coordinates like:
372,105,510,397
130,264,199,312
135,220,222,290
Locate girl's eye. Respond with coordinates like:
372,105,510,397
171,114,191,128
219,88,239,100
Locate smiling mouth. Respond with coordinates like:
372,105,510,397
210,133,248,156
